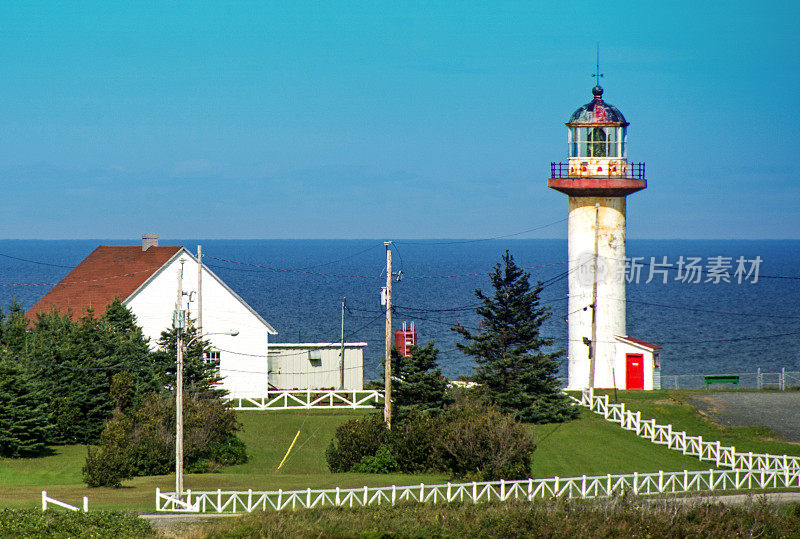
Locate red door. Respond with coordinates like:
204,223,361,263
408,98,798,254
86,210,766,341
626,354,644,390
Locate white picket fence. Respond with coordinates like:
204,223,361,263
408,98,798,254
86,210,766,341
156,466,800,513
571,389,800,473
223,390,384,410
42,491,88,512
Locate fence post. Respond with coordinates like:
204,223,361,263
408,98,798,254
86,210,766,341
781,368,786,391
307,487,311,508
156,487,160,511
363,486,368,506
392,485,396,505
472,481,477,503
83,496,88,512
607,474,612,496
757,368,762,389
633,472,638,495
336,487,340,506
419,483,424,502
42,491,47,511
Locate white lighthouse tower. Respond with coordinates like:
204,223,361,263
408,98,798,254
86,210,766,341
548,84,652,390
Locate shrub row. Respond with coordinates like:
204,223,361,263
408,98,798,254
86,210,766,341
326,395,535,481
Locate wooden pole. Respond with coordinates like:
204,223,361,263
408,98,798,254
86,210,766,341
197,245,203,333
175,260,185,495
589,203,599,389
384,242,392,429
340,297,346,390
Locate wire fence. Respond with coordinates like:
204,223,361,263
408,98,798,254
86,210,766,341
659,369,800,390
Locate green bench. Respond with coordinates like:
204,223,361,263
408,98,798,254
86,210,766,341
704,375,739,389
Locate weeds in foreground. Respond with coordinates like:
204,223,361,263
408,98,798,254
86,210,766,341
196,495,800,538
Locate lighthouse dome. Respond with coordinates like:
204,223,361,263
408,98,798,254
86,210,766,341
568,86,627,125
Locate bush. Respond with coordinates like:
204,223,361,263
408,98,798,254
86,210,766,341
325,414,387,473
327,395,535,480
83,393,247,487
436,396,535,480
351,445,399,474
386,411,442,473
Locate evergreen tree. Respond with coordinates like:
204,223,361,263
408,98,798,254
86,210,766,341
0,301,31,353
27,301,159,444
391,341,451,418
453,251,577,423
150,322,224,397
0,356,52,457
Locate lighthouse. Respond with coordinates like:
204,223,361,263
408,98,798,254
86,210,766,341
548,84,653,390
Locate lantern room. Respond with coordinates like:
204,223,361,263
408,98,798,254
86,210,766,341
548,86,646,197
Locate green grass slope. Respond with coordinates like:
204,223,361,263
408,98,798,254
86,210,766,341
0,406,717,512
595,390,800,457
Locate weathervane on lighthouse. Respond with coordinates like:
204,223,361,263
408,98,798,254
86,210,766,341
548,62,662,391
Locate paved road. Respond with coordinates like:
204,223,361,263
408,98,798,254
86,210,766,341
689,392,800,442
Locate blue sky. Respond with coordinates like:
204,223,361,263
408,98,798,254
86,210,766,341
0,1,797,239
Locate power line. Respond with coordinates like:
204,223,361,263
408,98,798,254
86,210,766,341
0,252,75,269
204,255,383,280
394,217,568,246
295,243,384,271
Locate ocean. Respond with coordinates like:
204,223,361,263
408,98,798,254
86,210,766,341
2,239,799,382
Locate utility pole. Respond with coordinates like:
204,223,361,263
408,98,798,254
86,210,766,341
339,297,346,390
197,245,203,333
589,203,600,389
174,259,186,496
383,241,392,429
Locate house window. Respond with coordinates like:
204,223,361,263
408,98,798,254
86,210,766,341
204,351,222,382
308,349,322,367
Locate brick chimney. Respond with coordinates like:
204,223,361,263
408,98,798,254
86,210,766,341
142,233,158,251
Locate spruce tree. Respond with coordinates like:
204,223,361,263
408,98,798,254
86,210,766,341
453,251,577,423
151,322,223,397
27,301,159,444
391,341,451,418
0,356,52,457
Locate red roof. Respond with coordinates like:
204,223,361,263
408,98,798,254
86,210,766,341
615,335,662,350
26,245,181,321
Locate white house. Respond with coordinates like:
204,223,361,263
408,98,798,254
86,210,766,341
27,234,365,397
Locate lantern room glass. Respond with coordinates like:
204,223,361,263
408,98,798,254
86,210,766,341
569,126,626,158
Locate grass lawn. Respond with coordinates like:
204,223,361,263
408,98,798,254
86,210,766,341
592,390,800,457
0,405,719,512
